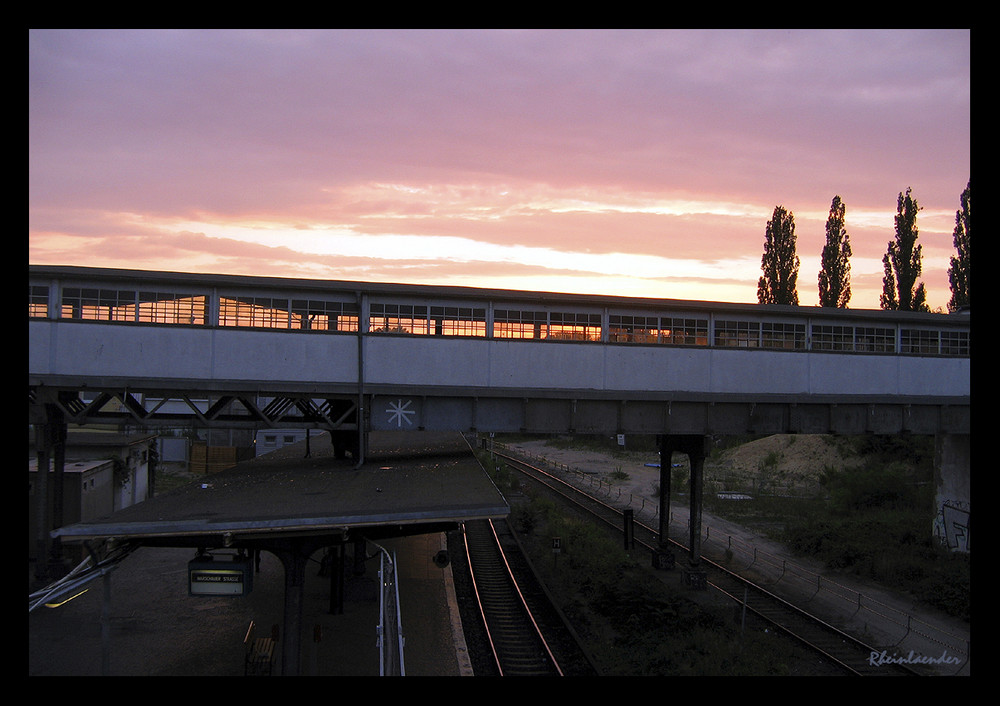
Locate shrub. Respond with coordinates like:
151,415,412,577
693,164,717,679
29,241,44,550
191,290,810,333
820,462,921,513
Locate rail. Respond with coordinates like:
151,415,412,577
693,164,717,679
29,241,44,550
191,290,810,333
462,519,564,676
492,441,970,674
374,544,405,677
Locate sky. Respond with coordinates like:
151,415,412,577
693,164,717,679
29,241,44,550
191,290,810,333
28,29,970,312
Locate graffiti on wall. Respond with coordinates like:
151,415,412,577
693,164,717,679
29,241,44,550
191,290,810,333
933,500,970,552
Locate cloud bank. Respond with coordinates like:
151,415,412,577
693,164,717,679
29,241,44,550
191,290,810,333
29,29,970,310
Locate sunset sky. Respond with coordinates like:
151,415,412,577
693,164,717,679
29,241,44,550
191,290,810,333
28,29,970,311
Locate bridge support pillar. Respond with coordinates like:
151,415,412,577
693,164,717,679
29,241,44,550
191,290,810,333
32,422,51,585
933,433,971,552
655,434,710,587
654,435,676,570
271,538,330,676
31,402,69,586
321,543,345,615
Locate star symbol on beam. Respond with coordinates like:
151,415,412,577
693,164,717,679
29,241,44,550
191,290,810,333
386,398,415,428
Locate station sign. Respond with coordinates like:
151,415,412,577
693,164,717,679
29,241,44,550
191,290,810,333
188,557,253,596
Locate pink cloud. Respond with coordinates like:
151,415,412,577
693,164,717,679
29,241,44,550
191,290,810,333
29,29,969,311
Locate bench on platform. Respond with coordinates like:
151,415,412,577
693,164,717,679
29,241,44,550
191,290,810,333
244,620,278,676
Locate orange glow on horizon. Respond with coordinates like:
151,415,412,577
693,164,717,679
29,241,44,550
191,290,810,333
29,30,968,314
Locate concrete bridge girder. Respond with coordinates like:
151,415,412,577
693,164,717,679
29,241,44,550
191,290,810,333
369,393,970,437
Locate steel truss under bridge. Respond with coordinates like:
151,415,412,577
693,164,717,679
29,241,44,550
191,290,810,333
29,386,360,432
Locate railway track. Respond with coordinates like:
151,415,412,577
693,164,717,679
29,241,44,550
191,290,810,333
491,449,926,677
461,518,599,676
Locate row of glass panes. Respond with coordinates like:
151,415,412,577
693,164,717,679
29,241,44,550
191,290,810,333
714,320,808,349
609,315,709,345
494,309,602,340
30,286,969,355
53,287,209,325
902,328,970,356
368,303,490,336
34,288,359,331
810,325,968,355
218,297,359,331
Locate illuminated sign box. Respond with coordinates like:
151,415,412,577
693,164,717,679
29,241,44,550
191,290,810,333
188,557,253,596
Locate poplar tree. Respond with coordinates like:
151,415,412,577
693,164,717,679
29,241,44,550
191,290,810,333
947,181,970,311
757,205,800,305
880,187,929,312
817,195,852,308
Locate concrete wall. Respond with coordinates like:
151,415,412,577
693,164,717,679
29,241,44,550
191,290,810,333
28,459,115,559
31,321,969,401
29,321,359,386
934,433,971,552
363,336,970,399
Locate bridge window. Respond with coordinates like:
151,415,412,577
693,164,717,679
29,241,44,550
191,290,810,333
811,324,854,351
369,304,486,336
29,285,48,318
290,299,359,332
138,291,207,325
429,306,486,336
940,330,970,356
370,304,430,334
901,328,939,355
662,317,709,346
761,322,806,349
61,288,137,321
714,320,760,348
609,315,662,343
547,312,602,341
51,286,208,325
812,324,902,354
493,309,601,340
494,309,548,338
854,326,896,353
219,296,292,328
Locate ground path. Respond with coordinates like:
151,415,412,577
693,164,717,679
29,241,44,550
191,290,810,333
495,436,970,677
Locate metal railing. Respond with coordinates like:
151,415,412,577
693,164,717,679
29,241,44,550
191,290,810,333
376,545,405,676
496,441,970,675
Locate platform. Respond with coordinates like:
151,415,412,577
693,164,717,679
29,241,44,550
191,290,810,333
51,431,509,546
39,431,503,676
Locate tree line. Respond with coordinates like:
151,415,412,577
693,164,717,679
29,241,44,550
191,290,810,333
757,181,970,312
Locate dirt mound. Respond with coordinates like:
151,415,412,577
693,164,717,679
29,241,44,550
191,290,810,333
501,433,865,499
711,434,862,490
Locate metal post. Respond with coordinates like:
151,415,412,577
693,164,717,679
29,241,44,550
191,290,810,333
684,435,710,589
689,450,704,566
354,291,367,469
656,435,672,546
102,568,112,675
653,435,675,570
330,543,344,615
276,540,310,676
33,422,51,585
50,408,67,576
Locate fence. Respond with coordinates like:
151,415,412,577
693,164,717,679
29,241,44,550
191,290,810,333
494,441,970,675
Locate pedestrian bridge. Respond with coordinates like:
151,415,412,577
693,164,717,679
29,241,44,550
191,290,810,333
30,266,972,673
29,265,970,450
